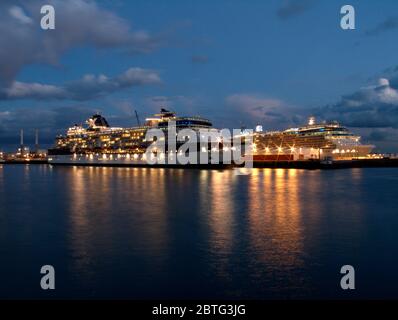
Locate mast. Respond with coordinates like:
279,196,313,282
135,110,141,126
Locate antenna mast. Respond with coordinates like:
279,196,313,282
134,110,141,126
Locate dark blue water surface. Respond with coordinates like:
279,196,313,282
0,165,397,299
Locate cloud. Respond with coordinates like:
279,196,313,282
0,67,161,101
367,129,387,142
9,6,33,24
226,94,284,116
314,76,398,129
224,93,303,128
365,17,398,36
0,0,166,84
303,72,398,151
0,106,97,145
3,82,67,100
277,0,316,20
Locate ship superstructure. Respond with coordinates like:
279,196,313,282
252,117,374,161
48,109,216,165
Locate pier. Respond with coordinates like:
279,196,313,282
2,155,398,169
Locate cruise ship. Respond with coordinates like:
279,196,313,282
252,117,374,161
48,110,374,166
48,109,224,166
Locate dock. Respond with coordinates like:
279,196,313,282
253,158,398,169
2,157,398,169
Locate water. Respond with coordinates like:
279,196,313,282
0,165,397,299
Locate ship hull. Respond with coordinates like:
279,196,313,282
48,154,232,169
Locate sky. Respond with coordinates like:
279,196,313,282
1,0,398,151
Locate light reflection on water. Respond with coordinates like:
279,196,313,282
0,165,398,299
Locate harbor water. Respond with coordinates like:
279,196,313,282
0,165,397,299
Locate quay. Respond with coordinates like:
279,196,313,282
2,156,398,169
252,158,398,169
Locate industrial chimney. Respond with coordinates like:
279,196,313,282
20,129,24,146
35,129,39,152
20,129,24,156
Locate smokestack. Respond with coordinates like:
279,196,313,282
20,129,24,156
20,129,24,147
35,129,39,151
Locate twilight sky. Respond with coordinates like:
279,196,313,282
1,0,398,151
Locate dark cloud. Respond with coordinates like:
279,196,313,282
365,17,398,36
305,75,398,151
0,67,161,101
0,105,96,145
312,78,398,129
367,129,387,142
0,0,166,85
224,93,304,129
277,0,316,20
